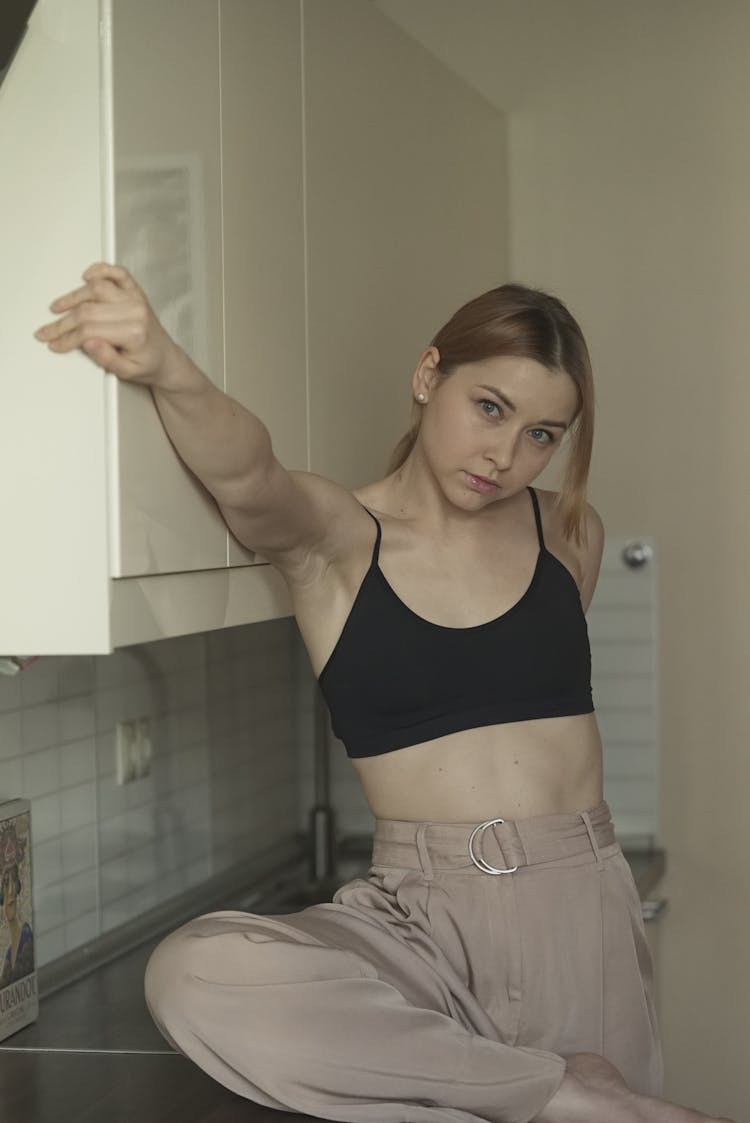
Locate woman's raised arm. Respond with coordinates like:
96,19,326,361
34,263,359,579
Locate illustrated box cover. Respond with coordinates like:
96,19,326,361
0,799,37,1041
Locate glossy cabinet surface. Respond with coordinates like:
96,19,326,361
111,0,308,577
112,0,229,576
0,0,111,652
219,0,307,568
1,0,507,653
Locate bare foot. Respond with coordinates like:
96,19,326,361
533,1053,736,1123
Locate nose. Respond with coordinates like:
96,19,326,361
486,432,515,471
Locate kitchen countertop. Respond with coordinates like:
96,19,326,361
1,848,666,1123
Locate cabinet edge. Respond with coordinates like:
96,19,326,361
110,563,293,648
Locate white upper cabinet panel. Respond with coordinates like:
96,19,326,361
0,0,111,653
1,0,507,653
219,0,307,566
111,0,228,577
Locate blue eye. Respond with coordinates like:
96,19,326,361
530,429,554,445
478,400,554,445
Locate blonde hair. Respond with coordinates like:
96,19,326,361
387,284,594,547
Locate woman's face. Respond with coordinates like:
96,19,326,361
413,353,579,508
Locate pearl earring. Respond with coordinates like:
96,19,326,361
416,393,426,403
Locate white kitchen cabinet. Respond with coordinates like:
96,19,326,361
0,0,299,654
111,0,228,577
0,0,507,656
112,0,307,575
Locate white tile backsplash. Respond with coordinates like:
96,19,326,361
0,617,310,969
0,708,22,759
0,756,23,799
21,701,60,752
60,736,96,788
22,745,62,799
19,657,59,705
60,824,97,879
35,926,66,966
31,791,63,845
60,782,97,832
58,655,95,699
65,909,99,949
32,837,64,891
63,869,99,919
0,671,22,711
60,697,97,745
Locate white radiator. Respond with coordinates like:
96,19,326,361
588,537,660,847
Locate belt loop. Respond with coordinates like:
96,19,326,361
581,809,603,868
415,824,434,882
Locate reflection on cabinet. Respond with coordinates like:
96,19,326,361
112,0,228,577
1,0,506,654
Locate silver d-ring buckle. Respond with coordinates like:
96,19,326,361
468,818,519,875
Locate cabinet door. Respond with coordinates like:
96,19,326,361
0,0,112,653
220,0,308,566
111,0,227,577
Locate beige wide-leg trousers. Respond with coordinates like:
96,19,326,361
145,800,662,1123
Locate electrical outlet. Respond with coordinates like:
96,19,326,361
115,717,153,784
115,720,138,784
134,717,152,779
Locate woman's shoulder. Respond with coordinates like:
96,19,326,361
534,487,604,609
533,487,603,540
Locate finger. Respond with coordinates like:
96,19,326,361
47,276,131,315
41,317,146,355
81,262,138,291
42,263,138,315
46,283,91,314
36,298,142,341
81,338,144,380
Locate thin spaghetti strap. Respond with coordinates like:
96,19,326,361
527,487,546,550
361,505,382,566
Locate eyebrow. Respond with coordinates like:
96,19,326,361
477,384,570,430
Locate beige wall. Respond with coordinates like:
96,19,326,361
507,11,750,1117
304,0,508,489
376,2,749,1117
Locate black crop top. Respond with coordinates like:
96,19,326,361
317,487,594,758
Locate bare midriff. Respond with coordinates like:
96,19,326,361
351,712,603,822
292,485,603,825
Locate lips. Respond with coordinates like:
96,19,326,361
464,471,499,493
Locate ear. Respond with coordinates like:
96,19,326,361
411,346,441,401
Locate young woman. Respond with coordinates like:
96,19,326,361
36,264,733,1123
